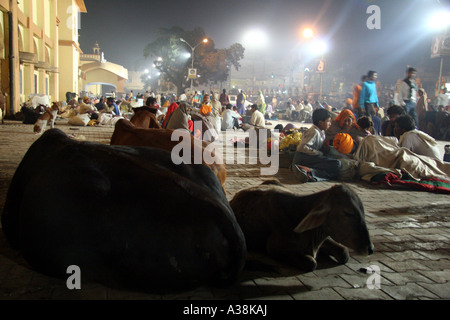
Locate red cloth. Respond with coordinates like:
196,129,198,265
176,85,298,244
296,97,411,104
379,172,450,194
162,102,179,128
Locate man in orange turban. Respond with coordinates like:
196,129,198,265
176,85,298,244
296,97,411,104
333,133,354,154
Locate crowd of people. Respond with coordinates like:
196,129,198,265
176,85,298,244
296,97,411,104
17,63,449,186
287,67,450,183
12,65,450,190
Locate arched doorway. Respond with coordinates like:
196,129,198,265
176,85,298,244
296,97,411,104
80,61,128,98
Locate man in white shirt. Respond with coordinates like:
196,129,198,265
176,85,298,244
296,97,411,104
242,104,265,131
300,100,313,122
394,67,418,128
436,87,449,107
179,91,187,102
394,115,442,160
285,102,296,121
221,104,242,130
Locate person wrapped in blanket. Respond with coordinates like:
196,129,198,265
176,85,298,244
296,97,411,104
164,102,194,133
292,108,342,182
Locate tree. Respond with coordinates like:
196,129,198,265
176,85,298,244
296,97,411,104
143,27,245,95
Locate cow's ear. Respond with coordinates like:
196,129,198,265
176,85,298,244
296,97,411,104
293,201,331,234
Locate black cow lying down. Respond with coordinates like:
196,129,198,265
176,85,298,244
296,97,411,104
230,180,374,272
1,129,246,292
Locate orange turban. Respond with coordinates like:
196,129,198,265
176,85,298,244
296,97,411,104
199,104,212,116
346,98,353,105
333,133,354,154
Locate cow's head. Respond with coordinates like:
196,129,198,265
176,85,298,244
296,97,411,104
293,184,374,255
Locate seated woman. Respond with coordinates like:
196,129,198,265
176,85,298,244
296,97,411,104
325,109,365,146
165,102,194,133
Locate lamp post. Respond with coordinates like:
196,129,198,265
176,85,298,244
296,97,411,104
180,38,208,92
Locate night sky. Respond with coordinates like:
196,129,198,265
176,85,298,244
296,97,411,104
79,0,449,84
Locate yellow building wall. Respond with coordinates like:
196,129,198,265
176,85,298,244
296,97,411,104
0,1,129,117
9,0,60,109
57,0,85,100
0,0,20,115
0,0,86,116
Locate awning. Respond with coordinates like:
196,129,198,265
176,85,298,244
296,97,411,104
19,51,38,64
35,61,59,73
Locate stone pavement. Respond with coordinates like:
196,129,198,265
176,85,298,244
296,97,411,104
0,119,449,300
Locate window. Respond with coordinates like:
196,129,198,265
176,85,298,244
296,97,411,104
34,72,38,93
19,67,23,95
45,76,49,95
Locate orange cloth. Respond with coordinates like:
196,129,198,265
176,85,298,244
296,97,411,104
333,133,354,154
334,109,357,129
352,84,362,110
346,98,353,105
199,104,212,116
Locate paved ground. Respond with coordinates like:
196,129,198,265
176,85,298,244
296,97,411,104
0,118,449,301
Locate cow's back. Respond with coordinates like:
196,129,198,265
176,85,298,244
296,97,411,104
2,129,245,292
130,107,162,129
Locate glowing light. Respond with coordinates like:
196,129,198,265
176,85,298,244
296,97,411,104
427,10,450,31
312,40,328,55
303,28,314,39
242,29,269,49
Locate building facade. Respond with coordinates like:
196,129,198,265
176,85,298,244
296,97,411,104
0,0,89,116
0,1,128,119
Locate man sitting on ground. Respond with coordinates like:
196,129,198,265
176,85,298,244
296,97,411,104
221,104,242,131
292,108,342,182
394,115,443,160
242,104,266,131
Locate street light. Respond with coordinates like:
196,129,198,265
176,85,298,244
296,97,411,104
180,37,208,91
